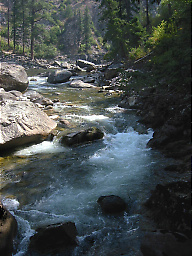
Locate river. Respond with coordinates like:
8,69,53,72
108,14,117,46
0,75,177,255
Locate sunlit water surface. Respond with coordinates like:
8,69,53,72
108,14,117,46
0,76,177,256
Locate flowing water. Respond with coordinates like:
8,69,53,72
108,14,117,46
0,76,177,256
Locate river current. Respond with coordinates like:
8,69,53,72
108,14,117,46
0,76,176,255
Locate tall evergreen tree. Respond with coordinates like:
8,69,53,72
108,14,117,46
29,0,48,59
7,0,10,48
97,0,141,58
83,6,92,53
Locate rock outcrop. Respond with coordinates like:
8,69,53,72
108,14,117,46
0,62,29,92
60,127,104,147
0,89,57,151
47,70,72,84
29,222,78,254
0,203,17,256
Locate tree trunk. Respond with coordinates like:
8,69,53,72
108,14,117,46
7,0,10,49
146,0,150,28
125,0,131,22
31,0,35,59
13,1,16,53
22,0,25,55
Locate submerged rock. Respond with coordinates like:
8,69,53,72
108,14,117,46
60,127,104,146
47,69,72,84
0,62,29,92
97,195,127,214
0,203,17,256
29,222,78,254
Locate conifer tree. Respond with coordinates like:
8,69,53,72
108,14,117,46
29,0,48,59
83,6,92,53
7,0,10,48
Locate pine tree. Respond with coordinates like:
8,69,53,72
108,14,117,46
29,0,48,59
7,0,10,49
83,6,91,53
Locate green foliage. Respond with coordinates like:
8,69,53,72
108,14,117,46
147,0,191,87
34,43,58,59
0,37,14,51
98,0,147,59
129,45,149,60
83,6,92,52
63,5,74,19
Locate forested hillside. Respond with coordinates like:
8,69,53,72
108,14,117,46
0,0,191,89
0,0,104,58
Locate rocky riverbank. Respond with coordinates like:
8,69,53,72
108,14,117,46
118,69,191,255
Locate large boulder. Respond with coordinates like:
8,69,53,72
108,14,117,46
97,195,127,214
0,203,17,256
0,90,57,150
29,222,78,254
47,70,72,84
76,59,96,72
0,62,29,92
60,127,104,147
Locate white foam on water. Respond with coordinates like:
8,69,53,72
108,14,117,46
13,215,35,256
14,141,68,156
88,128,154,194
2,198,20,211
106,106,125,113
80,114,109,121
28,76,47,85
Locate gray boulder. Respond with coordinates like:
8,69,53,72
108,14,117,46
76,59,96,72
0,88,22,102
0,62,29,92
60,127,104,146
47,70,72,84
70,80,96,88
0,93,57,150
23,90,53,107
29,222,78,254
